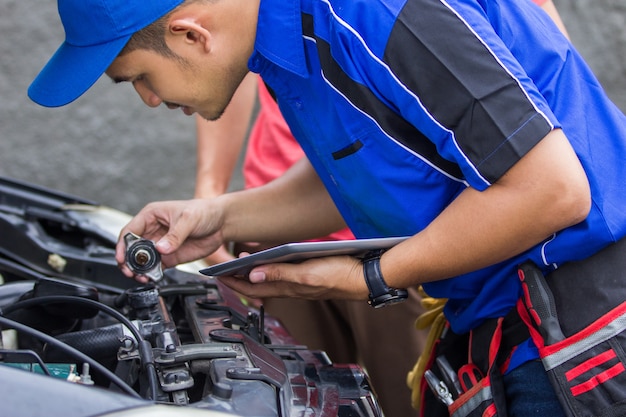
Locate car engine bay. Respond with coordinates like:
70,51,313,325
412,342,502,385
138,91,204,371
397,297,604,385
0,176,382,417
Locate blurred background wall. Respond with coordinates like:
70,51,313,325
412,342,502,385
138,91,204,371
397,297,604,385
1,0,625,215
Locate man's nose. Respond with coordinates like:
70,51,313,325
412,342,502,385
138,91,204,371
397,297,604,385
133,81,161,108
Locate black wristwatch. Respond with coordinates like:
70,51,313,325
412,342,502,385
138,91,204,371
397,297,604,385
362,250,408,308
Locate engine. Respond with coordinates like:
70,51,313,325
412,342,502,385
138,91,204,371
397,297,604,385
0,176,382,417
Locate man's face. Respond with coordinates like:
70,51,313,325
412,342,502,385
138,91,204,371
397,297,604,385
105,48,246,121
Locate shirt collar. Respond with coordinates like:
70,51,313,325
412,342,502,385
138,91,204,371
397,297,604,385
253,0,309,77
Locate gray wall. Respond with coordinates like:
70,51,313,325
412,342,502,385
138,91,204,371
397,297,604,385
1,0,625,215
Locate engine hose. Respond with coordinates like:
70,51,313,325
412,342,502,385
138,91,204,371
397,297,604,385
50,324,127,361
0,315,141,398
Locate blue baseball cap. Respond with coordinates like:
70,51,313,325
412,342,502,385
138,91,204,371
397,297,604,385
28,0,184,107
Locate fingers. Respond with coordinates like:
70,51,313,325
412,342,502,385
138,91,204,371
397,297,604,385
153,199,220,256
114,201,185,281
217,275,279,299
114,199,226,283
249,269,266,283
217,256,368,301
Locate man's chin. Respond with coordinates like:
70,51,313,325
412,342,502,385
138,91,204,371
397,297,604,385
197,109,225,122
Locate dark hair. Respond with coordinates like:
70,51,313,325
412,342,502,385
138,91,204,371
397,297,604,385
120,0,207,59
120,13,177,58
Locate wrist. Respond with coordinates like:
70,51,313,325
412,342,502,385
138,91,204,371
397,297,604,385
362,250,408,308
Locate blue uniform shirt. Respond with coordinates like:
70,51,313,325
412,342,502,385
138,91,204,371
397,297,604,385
249,0,626,334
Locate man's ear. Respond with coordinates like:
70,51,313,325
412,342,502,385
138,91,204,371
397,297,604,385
168,18,212,53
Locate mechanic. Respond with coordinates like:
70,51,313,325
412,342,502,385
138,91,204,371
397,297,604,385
195,4,568,416
28,0,626,415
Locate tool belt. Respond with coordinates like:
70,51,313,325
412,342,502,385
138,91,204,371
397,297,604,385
410,236,626,417
518,236,626,417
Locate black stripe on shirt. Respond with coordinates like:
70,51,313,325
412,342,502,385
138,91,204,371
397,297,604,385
383,0,552,183
301,13,465,180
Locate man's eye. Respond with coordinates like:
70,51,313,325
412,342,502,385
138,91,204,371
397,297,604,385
132,75,145,84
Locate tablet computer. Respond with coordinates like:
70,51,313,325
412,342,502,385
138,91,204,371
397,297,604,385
199,236,409,277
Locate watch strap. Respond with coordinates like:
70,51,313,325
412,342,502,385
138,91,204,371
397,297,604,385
362,250,408,308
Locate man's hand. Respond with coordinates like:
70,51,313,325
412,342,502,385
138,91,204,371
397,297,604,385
115,199,225,282
217,255,369,301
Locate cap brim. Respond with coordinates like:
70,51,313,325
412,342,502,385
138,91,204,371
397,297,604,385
28,36,131,108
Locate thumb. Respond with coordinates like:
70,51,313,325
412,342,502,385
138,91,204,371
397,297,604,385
249,270,267,283
156,219,196,254
249,263,295,284
156,238,175,254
